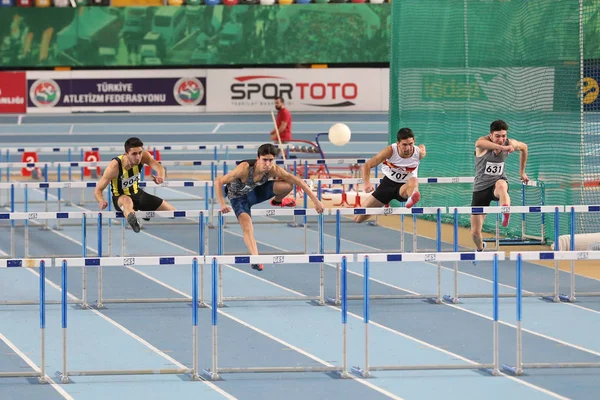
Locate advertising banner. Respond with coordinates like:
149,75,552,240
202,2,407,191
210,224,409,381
0,71,27,114
26,70,206,113
206,68,386,113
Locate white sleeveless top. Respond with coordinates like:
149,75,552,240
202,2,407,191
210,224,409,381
381,143,421,183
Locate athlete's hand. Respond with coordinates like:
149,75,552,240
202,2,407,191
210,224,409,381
98,200,108,210
520,173,529,184
314,200,325,214
152,175,164,185
363,182,375,193
220,205,232,214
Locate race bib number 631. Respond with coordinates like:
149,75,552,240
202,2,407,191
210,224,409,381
484,162,504,176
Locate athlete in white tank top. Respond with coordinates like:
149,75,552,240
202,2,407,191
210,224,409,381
355,128,426,224
381,143,421,183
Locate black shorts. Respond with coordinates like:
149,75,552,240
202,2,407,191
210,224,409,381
371,176,408,205
112,190,164,212
471,180,508,213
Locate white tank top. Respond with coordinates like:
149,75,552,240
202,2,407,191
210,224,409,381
381,143,421,183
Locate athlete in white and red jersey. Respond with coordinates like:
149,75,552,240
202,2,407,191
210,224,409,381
354,128,426,223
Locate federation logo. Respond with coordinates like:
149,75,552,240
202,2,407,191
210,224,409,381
173,77,205,106
29,79,61,108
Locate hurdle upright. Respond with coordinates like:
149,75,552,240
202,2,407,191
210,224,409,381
202,253,351,380
351,251,504,378
503,251,600,375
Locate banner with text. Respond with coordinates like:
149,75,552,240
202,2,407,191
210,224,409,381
26,70,206,113
206,68,388,112
0,72,27,114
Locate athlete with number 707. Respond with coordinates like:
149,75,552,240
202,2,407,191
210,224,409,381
354,128,426,223
470,119,529,259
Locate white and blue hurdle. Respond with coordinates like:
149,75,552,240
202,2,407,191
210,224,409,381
202,254,351,380
552,205,600,302
55,256,204,383
0,210,209,309
443,206,564,304
0,258,50,383
0,180,213,221
351,251,504,378
503,251,600,376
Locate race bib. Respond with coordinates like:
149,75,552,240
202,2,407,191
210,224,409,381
388,170,410,182
121,174,140,189
484,162,504,176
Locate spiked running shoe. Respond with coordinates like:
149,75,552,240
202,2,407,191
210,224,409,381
127,213,141,233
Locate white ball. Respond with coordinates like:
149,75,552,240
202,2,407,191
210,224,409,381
328,123,351,146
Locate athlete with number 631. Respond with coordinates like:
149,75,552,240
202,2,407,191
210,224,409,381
354,128,426,223
470,120,529,257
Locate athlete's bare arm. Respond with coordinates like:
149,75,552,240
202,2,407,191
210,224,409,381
94,160,119,209
362,146,394,192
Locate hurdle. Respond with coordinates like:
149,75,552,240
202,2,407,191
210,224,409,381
0,210,209,308
0,174,213,212
481,180,547,246
0,258,50,383
502,251,600,376
92,210,208,309
55,256,203,383
202,254,351,380
444,206,564,304
351,251,504,378
216,208,324,256
554,205,600,302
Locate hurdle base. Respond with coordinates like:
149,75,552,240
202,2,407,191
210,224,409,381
442,295,461,304
541,295,560,303
38,375,49,384
480,368,501,376
74,302,91,310
55,371,72,384
189,373,204,381
501,364,524,376
201,369,222,381
351,366,372,378
559,294,575,303
287,222,307,228
424,297,442,304
309,299,326,306
325,296,341,306
90,301,107,310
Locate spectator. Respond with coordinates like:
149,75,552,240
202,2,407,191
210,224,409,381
270,96,292,143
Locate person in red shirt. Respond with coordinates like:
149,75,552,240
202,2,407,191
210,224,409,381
270,97,292,143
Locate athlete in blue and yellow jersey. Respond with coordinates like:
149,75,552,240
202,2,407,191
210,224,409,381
94,137,175,232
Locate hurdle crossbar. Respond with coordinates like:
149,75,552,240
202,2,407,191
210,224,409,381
202,255,350,380
55,257,203,382
502,252,600,376
0,259,49,383
351,252,502,378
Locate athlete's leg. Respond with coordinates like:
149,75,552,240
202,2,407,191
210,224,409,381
270,181,295,206
493,179,511,227
399,177,420,208
117,195,141,233
470,214,486,251
354,195,385,223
